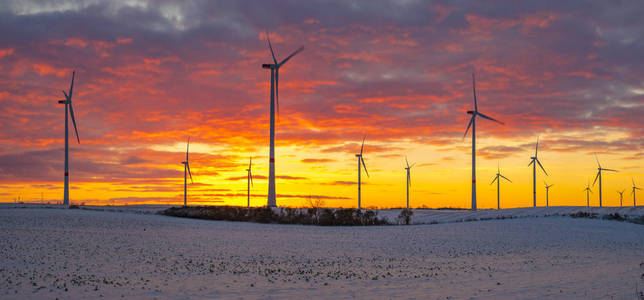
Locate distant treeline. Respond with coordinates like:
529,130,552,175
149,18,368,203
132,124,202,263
160,206,390,226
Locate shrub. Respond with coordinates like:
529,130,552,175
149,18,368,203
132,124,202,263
397,209,413,225
160,206,389,226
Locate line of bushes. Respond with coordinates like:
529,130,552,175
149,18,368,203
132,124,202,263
160,206,390,226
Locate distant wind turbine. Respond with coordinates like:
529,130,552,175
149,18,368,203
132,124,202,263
490,163,511,210
262,32,304,208
632,178,641,207
57,71,80,207
583,181,592,207
528,137,547,207
246,157,253,207
617,189,625,207
356,136,369,210
544,181,554,207
404,156,416,209
592,155,617,207
182,137,193,206
463,73,504,211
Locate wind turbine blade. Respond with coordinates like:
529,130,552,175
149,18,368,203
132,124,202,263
278,46,304,67
249,156,252,169
477,112,504,125
500,174,512,182
410,162,417,168
186,137,190,161
68,71,75,99
463,116,474,139
360,135,366,155
405,156,409,168
595,154,601,168
187,163,193,183
528,159,534,167
536,159,547,175
535,136,539,157
592,171,600,187
472,73,477,112
602,168,618,172
266,32,277,64
491,176,497,185
361,157,369,177
69,103,80,144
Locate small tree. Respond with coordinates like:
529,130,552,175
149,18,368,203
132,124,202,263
398,209,413,225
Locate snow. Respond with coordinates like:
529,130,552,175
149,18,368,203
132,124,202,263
1,206,643,299
378,206,644,225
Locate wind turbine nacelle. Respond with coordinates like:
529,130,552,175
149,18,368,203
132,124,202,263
58,100,66,104
467,110,475,114
262,64,272,69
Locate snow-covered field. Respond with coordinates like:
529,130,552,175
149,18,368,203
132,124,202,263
379,206,644,224
1,207,643,299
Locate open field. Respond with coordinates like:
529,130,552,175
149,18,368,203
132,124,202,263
1,206,643,299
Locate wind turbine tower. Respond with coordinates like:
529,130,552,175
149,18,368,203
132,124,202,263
356,136,369,209
583,181,592,207
544,181,554,207
592,155,617,207
404,156,416,209
57,71,80,207
246,157,254,207
262,32,304,208
491,163,511,209
182,137,193,206
617,189,625,207
632,179,641,207
463,73,504,211
528,137,548,207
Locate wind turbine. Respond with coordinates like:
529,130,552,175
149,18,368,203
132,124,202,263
404,156,416,209
617,189,625,207
57,71,80,207
528,137,548,207
246,157,254,207
544,181,554,207
632,178,641,207
262,32,304,208
182,137,193,206
490,163,511,210
356,136,369,210
583,181,592,207
463,73,504,211
592,155,617,207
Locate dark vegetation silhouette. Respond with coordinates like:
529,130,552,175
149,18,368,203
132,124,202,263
161,206,388,226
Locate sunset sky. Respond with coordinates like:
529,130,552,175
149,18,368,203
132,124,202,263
1,0,643,209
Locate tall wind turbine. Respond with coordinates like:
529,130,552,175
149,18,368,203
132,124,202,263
632,178,641,207
404,156,416,209
544,181,554,207
262,32,304,208
528,137,547,207
592,155,617,207
182,137,193,206
583,181,592,207
490,163,511,210
617,189,625,207
57,71,80,207
463,73,504,211
246,157,253,207
356,136,369,209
